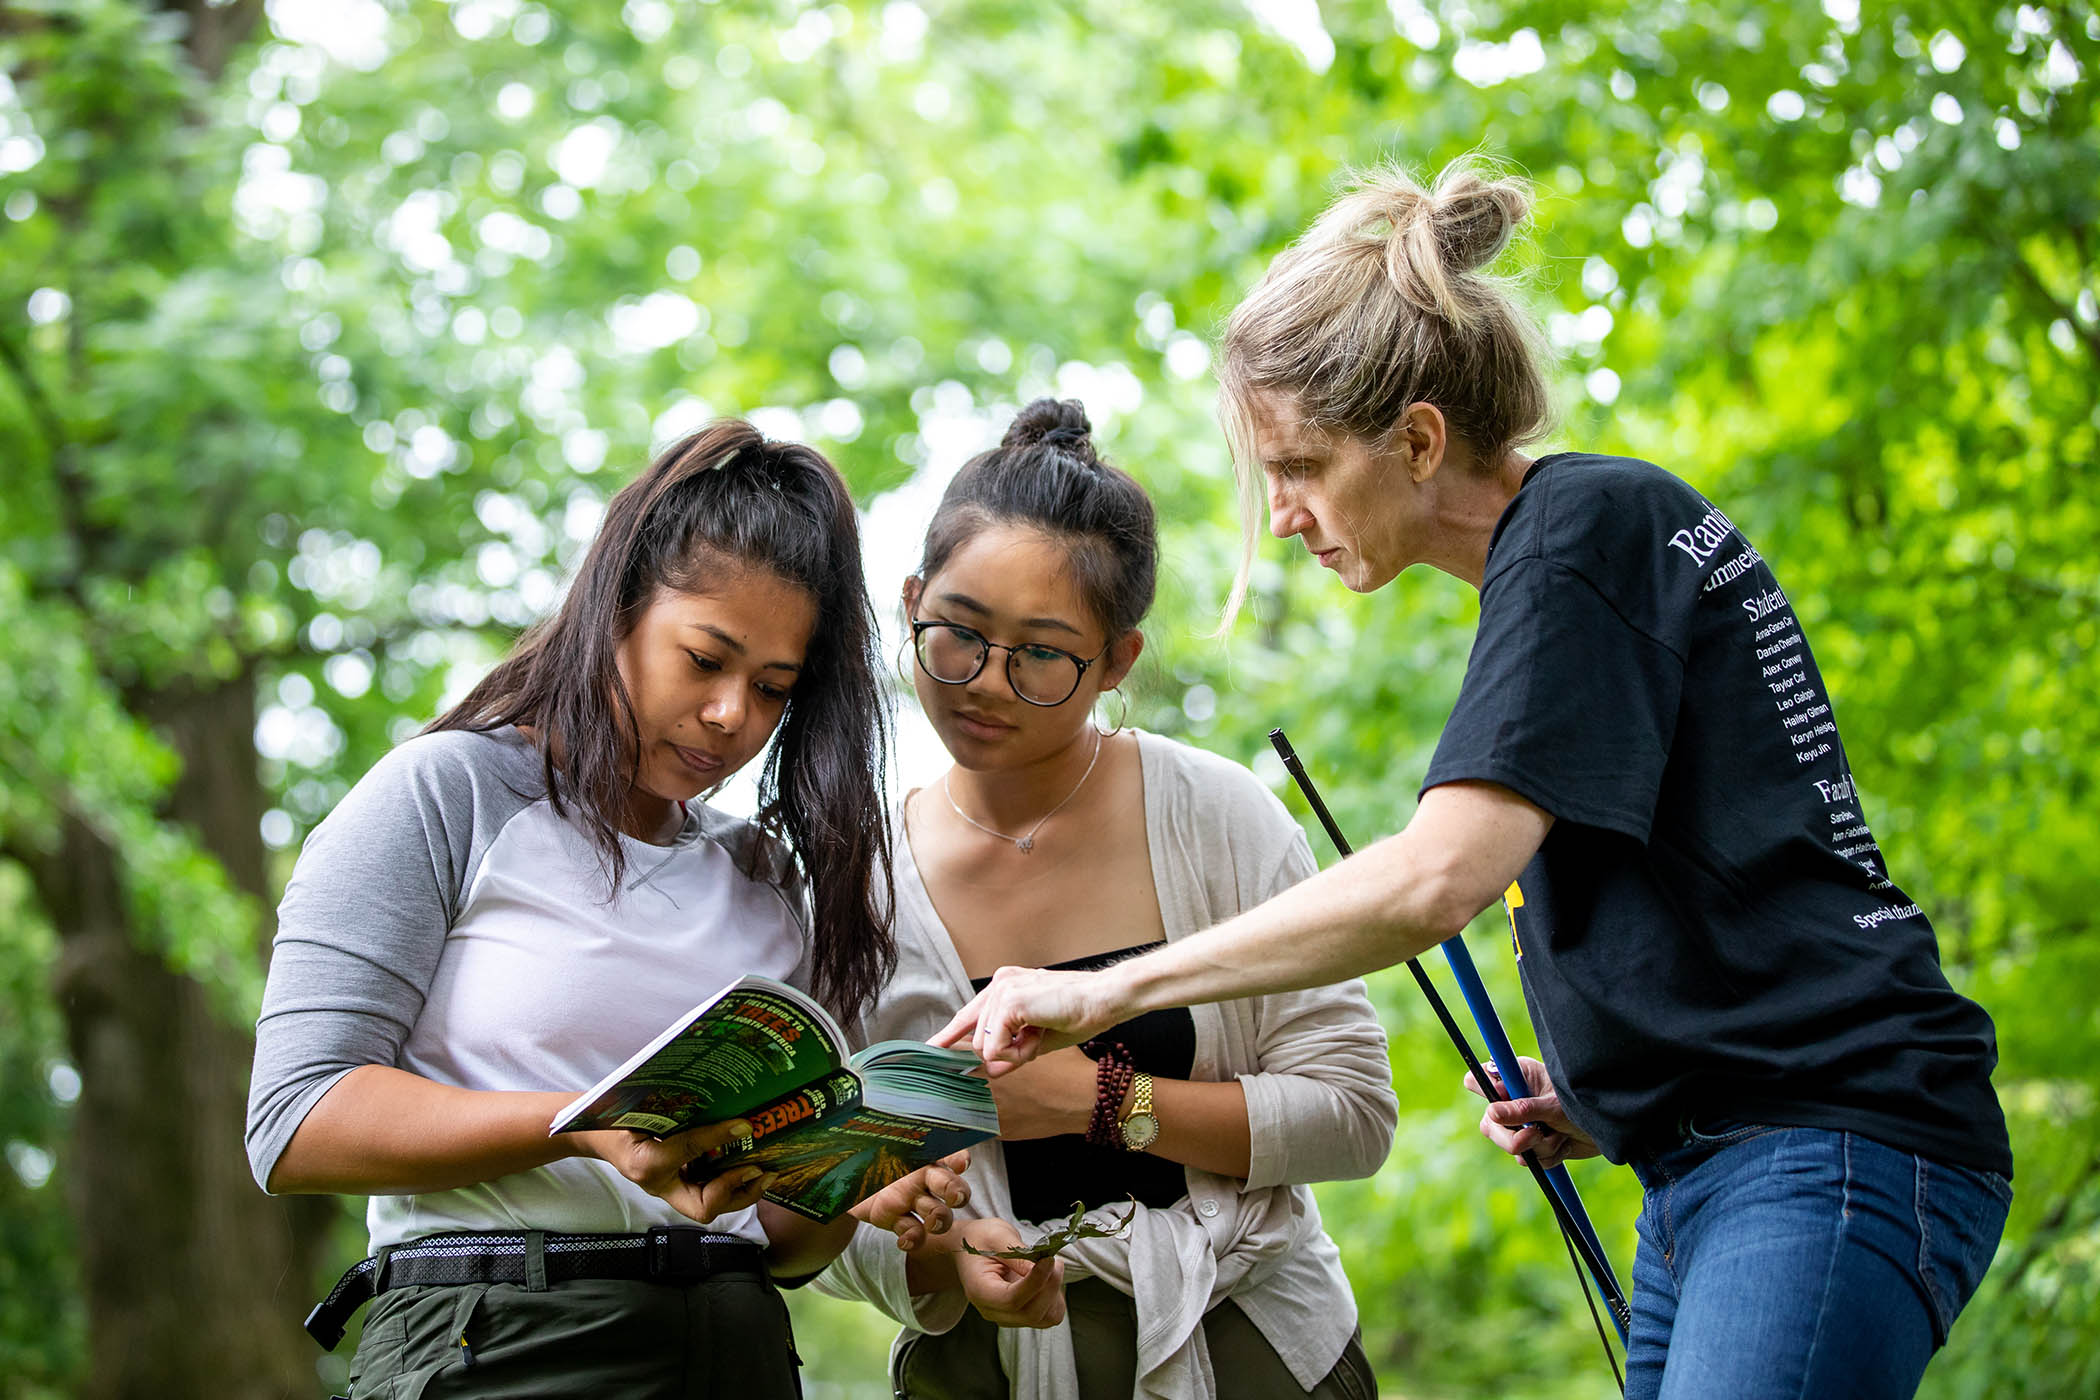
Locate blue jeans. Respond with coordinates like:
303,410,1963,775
1624,1121,2010,1400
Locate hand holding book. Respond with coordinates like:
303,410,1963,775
574,1116,775,1227
551,975,1000,1221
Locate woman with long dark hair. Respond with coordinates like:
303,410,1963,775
818,399,1395,1399
245,422,969,1397
937,164,2013,1400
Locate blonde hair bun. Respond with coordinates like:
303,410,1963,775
1426,168,1531,274
1308,159,1533,329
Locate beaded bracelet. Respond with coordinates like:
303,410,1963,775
1088,1056,1132,1148
1083,1041,1135,1147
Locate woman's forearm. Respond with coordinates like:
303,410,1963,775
901,1223,969,1295
759,1206,860,1279
268,1064,589,1194
944,783,1549,1066
988,1044,1253,1175
1140,1077,1251,1178
1117,836,1457,1018
1120,782,1549,1021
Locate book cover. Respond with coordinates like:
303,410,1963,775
726,1105,993,1222
551,976,999,1221
549,977,850,1136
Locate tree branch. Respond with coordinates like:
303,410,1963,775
0,325,66,460
1990,1144,2100,1301
0,326,101,607
2009,247,2100,364
1965,563,2100,620
162,0,267,84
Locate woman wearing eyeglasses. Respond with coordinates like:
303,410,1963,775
815,398,1395,1399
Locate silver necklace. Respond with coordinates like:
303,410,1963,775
942,730,1103,855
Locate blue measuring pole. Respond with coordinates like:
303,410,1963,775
1439,931,1626,1341
1267,728,1629,1357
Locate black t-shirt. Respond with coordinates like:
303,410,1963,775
1422,453,2011,1177
971,942,1196,1221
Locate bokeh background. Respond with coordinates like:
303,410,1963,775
3,0,2096,1395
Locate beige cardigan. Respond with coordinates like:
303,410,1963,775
816,732,1398,1398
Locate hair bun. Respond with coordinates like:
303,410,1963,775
1301,158,1532,329
1429,171,1530,274
1002,397,1097,461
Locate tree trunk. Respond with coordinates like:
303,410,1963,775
165,0,267,85
37,675,335,1399
16,6,329,1393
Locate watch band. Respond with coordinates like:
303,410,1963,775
1119,1072,1159,1151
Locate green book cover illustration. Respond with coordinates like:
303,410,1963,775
706,1057,998,1221
550,975,998,1220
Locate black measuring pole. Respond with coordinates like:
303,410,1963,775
1268,728,1632,1366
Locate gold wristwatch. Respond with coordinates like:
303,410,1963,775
1119,1072,1160,1151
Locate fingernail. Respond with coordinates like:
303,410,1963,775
740,1167,764,1183
728,1122,753,1138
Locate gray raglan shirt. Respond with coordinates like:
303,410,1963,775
245,726,809,1251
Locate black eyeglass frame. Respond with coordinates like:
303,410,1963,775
908,618,1107,708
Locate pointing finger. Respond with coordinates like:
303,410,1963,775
931,989,993,1050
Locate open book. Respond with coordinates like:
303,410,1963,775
550,975,999,1221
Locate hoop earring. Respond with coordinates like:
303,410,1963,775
1095,687,1131,736
894,637,916,688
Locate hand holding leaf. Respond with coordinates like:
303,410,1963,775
959,1197,1137,1261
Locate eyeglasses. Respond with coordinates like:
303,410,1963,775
910,619,1104,707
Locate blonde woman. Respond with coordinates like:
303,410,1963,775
940,165,2012,1400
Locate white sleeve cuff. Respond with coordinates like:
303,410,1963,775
812,1222,970,1335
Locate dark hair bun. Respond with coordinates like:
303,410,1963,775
917,397,1157,638
1002,397,1097,462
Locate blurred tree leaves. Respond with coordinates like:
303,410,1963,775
2,0,2094,1395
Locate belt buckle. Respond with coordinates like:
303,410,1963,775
644,1226,749,1281
646,1225,704,1279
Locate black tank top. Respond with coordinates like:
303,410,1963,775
972,942,1197,1223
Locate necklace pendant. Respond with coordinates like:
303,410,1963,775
940,730,1100,861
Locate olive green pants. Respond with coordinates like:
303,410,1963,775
894,1277,1378,1399
346,1272,800,1399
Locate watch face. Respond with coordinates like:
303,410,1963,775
1121,1112,1160,1149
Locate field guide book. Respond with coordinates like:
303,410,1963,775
550,974,999,1221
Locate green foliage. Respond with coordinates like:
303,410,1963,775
3,0,2095,1395
961,1196,1137,1261
0,864,80,1397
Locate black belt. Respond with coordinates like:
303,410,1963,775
305,1226,765,1350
